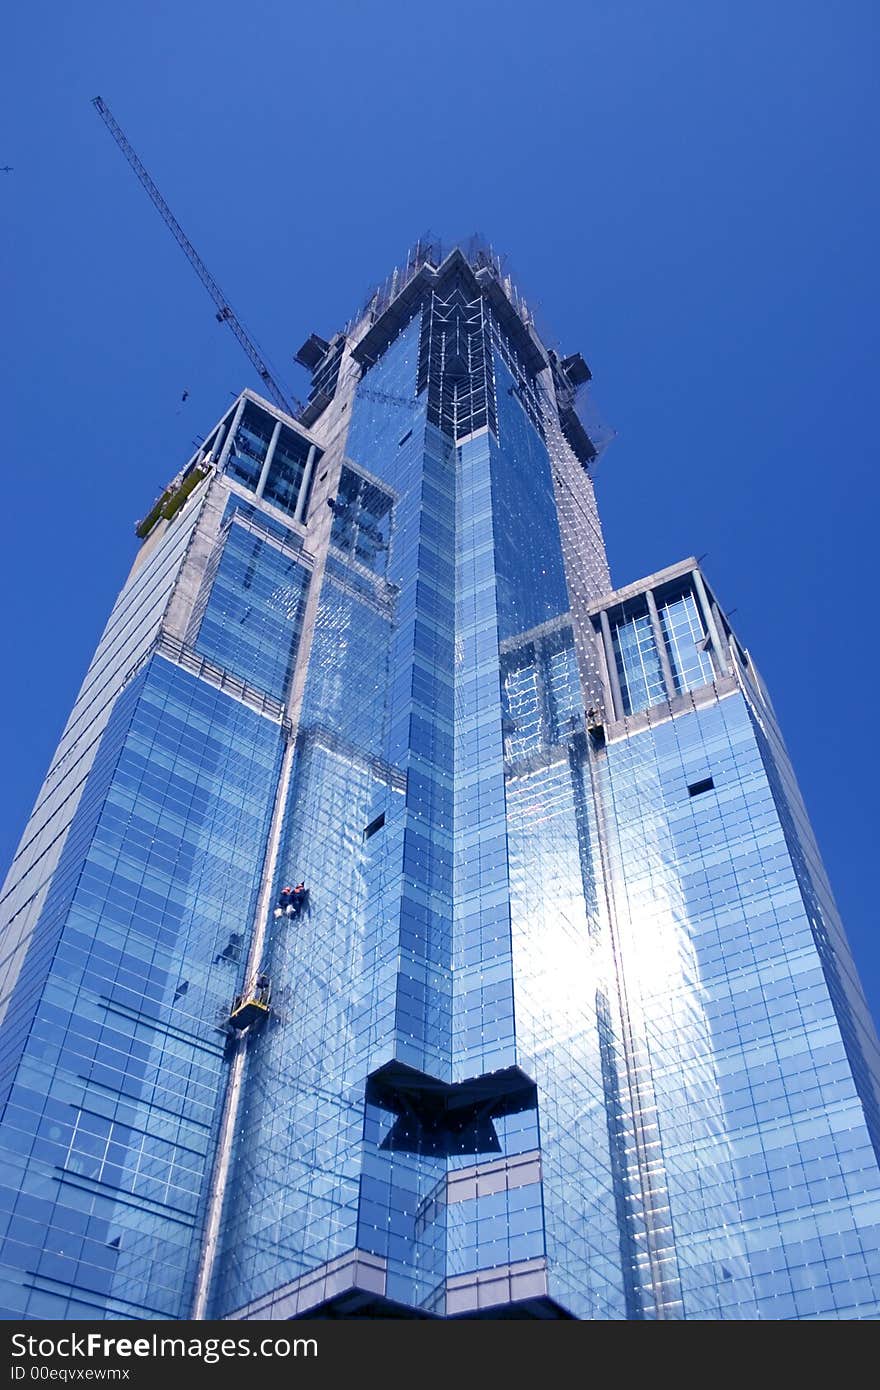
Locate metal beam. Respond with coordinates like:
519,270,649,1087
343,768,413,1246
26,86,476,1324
191,728,297,1319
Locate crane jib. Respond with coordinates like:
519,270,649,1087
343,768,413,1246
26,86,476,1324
91,96,300,418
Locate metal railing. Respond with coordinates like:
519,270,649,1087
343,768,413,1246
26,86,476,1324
122,630,292,731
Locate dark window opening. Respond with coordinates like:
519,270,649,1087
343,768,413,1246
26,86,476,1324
688,777,715,798
367,1060,537,1158
398,430,413,446
364,812,385,840
330,466,394,576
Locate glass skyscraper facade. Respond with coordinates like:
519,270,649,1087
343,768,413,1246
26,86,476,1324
2,240,879,1321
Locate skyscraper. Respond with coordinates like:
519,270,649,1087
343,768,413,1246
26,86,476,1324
1,240,879,1321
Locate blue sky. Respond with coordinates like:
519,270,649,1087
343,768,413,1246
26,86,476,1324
2,2,879,1019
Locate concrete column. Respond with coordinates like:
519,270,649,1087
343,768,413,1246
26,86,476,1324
217,395,247,474
599,608,625,721
294,444,318,526
255,418,283,499
710,598,733,672
203,415,229,464
645,587,677,701
691,568,728,677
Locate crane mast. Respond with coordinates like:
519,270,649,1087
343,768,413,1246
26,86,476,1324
91,96,299,417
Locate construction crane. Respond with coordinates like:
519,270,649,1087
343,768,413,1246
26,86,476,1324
92,96,300,417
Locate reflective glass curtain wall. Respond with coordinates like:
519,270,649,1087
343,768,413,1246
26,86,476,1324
1,243,879,1321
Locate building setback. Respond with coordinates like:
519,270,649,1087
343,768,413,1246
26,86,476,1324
1,241,879,1320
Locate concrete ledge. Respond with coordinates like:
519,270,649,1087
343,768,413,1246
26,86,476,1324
228,1249,387,1321
446,1257,549,1315
605,676,740,743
